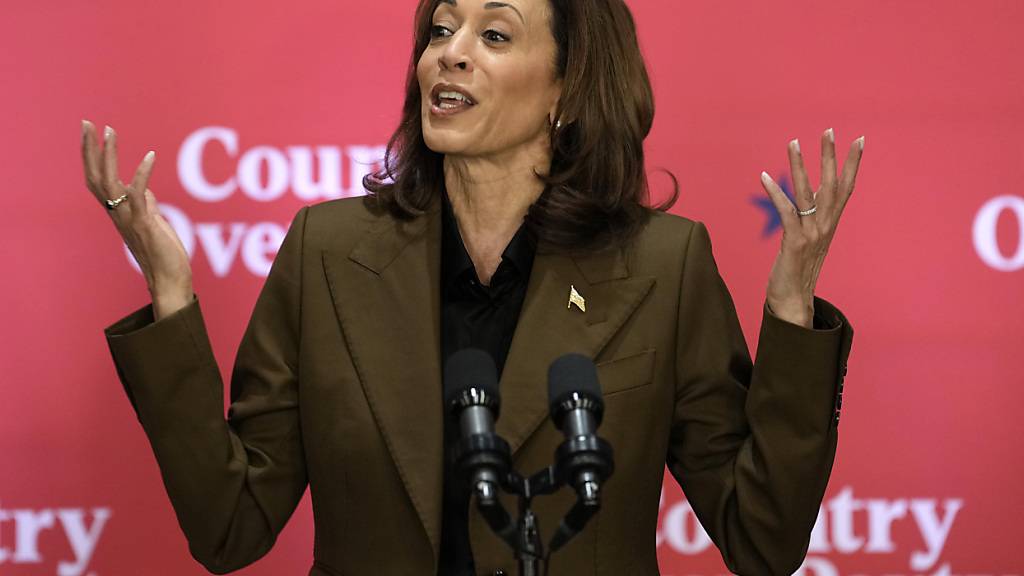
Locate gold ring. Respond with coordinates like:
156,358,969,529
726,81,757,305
105,193,128,210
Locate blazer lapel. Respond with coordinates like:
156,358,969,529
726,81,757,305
497,244,655,456
321,198,445,562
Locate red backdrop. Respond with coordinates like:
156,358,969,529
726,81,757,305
2,1,1022,574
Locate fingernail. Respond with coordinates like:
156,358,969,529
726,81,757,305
761,171,773,186
81,119,87,136
790,139,800,153
856,136,865,151
145,150,155,163
826,128,834,143
104,125,113,140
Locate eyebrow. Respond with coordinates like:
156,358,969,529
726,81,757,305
438,0,526,26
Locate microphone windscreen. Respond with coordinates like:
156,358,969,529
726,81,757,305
443,348,500,407
547,353,601,414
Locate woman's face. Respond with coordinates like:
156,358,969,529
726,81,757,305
417,0,562,159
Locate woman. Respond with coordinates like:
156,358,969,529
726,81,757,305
81,0,863,574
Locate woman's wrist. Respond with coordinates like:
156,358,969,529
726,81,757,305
766,297,814,329
151,283,194,322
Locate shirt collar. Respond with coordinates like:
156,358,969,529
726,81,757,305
441,191,536,289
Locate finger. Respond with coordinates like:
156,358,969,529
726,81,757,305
818,128,838,214
81,120,105,200
101,125,123,193
127,151,157,216
836,136,865,214
143,188,160,214
760,171,799,231
787,138,815,213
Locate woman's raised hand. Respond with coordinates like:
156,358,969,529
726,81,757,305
81,120,194,321
759,128,864,328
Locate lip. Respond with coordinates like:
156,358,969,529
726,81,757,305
429,82,477,117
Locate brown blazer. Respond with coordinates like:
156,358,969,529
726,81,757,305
104,194,852,576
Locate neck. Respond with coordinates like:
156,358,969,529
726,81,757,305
444,144,549,285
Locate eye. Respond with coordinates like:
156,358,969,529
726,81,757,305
483,29,509,43
430,24,452,40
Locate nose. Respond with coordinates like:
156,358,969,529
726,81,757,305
439,29,473,73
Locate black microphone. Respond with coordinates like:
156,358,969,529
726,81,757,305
444,348,511,506
547,353,614,552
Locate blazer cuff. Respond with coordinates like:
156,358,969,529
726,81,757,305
103,295,217,428
755,296,854,431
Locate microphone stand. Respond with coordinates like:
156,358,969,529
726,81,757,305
471,451,609,576
505,467,559,576
471,466,557,576
516,501,542,576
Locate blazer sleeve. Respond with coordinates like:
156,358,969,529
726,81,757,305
103,206,311,574
666,221,853,576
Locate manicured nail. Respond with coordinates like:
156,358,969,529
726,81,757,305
761,171,773,186
104,125,112,140
790,139,800,154
145,150,155,163
856,136,865,151
826,128,834,143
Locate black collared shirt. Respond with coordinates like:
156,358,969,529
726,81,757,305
438,192,536,576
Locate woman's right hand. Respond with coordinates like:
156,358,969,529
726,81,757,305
81,120,194,321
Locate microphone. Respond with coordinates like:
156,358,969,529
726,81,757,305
444,348,511,506
547,353,614,552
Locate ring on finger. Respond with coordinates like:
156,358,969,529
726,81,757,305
105,193,128,210
797,205,817,217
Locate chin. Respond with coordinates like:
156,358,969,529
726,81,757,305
422,128,475,156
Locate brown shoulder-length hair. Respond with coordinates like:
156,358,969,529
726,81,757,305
363,0,678,253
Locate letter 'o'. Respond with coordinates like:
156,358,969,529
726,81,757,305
973,195,1024,271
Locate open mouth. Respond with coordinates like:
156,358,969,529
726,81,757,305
430,84,477,115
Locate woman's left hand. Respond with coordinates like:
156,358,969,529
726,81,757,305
759,128,865,328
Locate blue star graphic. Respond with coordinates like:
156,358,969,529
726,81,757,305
751,173,795,237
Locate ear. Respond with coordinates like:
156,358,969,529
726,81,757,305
548,78,565,124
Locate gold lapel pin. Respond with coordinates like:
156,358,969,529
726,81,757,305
568,284,586,312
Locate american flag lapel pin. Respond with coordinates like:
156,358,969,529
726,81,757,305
568,284,586,313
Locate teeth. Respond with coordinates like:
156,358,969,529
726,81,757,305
438,90,471,103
